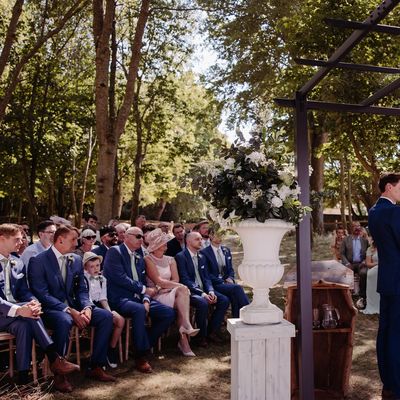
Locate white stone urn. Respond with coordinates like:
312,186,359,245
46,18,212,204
232,218,294,324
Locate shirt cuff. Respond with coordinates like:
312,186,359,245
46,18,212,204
141,285,146,295
8,305,19,317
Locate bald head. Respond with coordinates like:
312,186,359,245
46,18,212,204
186,231,202,252
124,227,144,251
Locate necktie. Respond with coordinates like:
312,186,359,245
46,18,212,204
3,259,16,303
192,255,203,290
130,254,139,281
216,248,225,275
60,255,67,283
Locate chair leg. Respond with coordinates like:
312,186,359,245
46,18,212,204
90,327,95,356
75,327,81,367
32,340,38,383
125,319,130,361
9,338,14,378
118,336,123,364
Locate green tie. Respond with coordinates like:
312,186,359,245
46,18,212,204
3,259,16,303
216,248,225,275
192,255,203,290
130,254,139,281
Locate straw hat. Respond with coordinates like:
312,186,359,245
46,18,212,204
146,228,170,253
82,251,103,266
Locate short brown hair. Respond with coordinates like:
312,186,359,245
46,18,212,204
0,223,21,237
172,223,184,233
379,173,400,193
54,225,79,242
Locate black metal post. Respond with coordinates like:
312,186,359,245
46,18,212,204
295,91,314,400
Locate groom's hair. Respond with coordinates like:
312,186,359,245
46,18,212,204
378,173,400,193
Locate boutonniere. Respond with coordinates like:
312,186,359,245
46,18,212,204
134,253,141,261
67,255,74,265
9,260,16,268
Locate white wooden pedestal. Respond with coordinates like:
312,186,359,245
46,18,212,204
228,318,295,400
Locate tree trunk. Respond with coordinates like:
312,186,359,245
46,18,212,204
346,158,353,229
154,198,167,220
339,158,347,229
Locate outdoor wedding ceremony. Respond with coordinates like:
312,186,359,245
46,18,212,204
0,0,400,399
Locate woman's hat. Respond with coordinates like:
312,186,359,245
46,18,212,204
146,228,170,253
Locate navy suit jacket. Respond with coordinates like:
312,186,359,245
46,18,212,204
92,244,108,268
175,248,213,296
28,248,93,312
200,245,235,286
103,244,149,306
0,256,35,316
368,197,400,295
166,238,184,257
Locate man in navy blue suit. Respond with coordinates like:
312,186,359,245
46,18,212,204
200,228,249,318
29,225,115,392
176,231,229,347
166,223,186,257
0,224,79,385
103,226,175,373
92,225,118,268
368,173,400,400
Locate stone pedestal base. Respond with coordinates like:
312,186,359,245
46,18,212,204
240,303,283,324
228,318,295,400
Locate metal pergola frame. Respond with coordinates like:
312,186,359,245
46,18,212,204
274,1,400,399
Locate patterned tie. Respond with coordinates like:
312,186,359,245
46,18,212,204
3,259,16,303
216,248,225,276
192,255,203,290
0,260,4,294
130,253,139,281
60,255,67,283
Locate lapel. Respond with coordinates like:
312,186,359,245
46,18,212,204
184,249,196,277
46,248,65,290
65,255,74,293
120,244,134,279
0,262,6,300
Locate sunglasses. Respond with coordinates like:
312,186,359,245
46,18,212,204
107,232,117,237
127,233,144,239
83,235,97,240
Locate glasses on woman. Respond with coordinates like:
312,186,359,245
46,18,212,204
83,236,97,240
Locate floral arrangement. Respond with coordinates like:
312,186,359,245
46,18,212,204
192,138,311,225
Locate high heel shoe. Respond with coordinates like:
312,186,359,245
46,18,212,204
179,326,200,337
177,341,196,357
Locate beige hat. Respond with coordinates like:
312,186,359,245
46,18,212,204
82,251,103,266
81,228,96,239
146,228,170,253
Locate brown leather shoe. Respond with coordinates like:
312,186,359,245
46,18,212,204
382,388,397,399
86,366,116,382
135,358,153,373
53,374,73,393
50,357,80,375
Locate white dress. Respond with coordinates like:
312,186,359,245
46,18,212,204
362,248,379,314
146,254,178,308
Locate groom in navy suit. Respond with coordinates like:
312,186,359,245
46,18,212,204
103,226,175,373
176,231,229,347
369,173,400,400
29,225,115,392
200,228,249,318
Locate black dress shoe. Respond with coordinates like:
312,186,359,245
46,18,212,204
382,388,397,399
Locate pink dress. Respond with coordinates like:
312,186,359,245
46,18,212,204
147,254,178,308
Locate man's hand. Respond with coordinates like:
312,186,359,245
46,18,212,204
27,299,42,317
16,304,40,319
208,292,217,304
69,308,89,329
143,301,150,315
225,278,234,284
80,307,92,324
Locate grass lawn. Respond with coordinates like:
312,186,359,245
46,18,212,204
1,232,381,399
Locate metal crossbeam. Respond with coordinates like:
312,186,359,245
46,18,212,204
294,58,400,74
275,98,400,116
360,76,400,106
299,0,400,95
325,17,400,35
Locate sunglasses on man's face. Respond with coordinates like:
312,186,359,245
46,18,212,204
84,235,97,240
107,232,117,237
127,233,144,239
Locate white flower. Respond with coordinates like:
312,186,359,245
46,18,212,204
279,171,294,186
277,185,292,201
271,196,283,208
224,158,235,171
246,151,266,166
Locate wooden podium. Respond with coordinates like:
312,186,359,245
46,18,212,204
284,261,357,399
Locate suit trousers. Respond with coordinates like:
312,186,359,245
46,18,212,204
114,299,175,355
213,283,250,318
190,291,229,337
349,262,368,299
377,294,400,396
0,316,53,371
43,307,113,367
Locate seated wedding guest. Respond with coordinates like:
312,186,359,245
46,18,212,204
0,224,79,386
12,226,29,257
144,229,199,357
108,218,119,228
361,241,380,314
330,226,347,261
20,222,33,245
166,223,186,257
176,232,229,347
138,223,156,257
341,222,369,308
201,227,249,318
74,228,98,258
21,220,56,267
158,222,171,236
134,214,147,230
28,225,115,392
103,226,175,373
193,220,210,248
83,252,125,368
92,225,118,268
82,213,98,232
115,222,131,245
